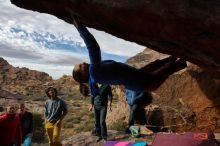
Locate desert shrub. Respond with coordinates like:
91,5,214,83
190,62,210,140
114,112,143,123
32,113,46,142
108,120,126,131
65,91,82,100
74,120,94,133
71,118,81,124
64,116,81,125
63,122,74,128
89,112,94,119
73,114,95,133
32,97,45,101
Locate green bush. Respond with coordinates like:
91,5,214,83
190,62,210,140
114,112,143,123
65,91,82,100
74,120,94,133
32,113,46,143
63,122,74,128
64,115,75,123
71,118,81,124
32,97,45,101
108,120,126,131
89,112,94,119
73,114,95,133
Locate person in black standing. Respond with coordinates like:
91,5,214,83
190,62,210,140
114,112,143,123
19,103,34,146
125,90,152,133
89,84,113,142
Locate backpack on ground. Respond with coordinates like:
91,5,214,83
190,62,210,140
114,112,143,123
129,125,141,138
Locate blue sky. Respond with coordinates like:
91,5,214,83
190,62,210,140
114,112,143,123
0,0,144,79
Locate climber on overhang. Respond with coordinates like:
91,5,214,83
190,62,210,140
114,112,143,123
72,17,187,100
125,89,153,134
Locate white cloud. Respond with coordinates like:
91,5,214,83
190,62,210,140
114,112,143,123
89,28,144,56
0,0,145,79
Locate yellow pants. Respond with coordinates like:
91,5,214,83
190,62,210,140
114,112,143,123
45,122,62,146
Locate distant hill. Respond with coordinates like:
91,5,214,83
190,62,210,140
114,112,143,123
0,57,79,100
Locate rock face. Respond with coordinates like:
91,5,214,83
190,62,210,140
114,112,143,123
0,57,53,97
0,90,23,100
10,0,220,71
107,49,220,133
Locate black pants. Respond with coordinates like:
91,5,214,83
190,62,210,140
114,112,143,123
94,106,107,139
128,104,147,127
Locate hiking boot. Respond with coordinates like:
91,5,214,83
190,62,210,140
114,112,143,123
96,137,102,142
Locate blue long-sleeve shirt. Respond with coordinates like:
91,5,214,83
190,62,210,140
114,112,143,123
125,89,152,106
77,26,152,97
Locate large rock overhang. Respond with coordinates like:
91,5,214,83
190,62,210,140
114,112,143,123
11,0,220,71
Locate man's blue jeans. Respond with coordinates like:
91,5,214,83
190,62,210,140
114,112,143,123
23,134,32,146
94,106,107,139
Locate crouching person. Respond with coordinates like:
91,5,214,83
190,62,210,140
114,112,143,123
44,87,68,146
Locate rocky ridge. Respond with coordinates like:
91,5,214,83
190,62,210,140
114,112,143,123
0,57,78,101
